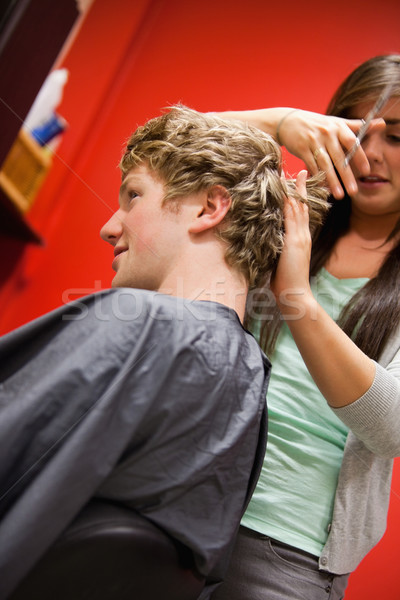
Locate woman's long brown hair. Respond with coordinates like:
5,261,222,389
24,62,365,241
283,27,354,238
254,55,400,361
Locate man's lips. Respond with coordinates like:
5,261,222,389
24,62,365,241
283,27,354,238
113,246,128,258
112,247,127,271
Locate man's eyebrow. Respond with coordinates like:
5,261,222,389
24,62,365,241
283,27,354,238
119,180,128,196
118,178,134,200
118,179,132,207
119,174,141,194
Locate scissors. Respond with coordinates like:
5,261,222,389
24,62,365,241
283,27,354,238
343,80,395,167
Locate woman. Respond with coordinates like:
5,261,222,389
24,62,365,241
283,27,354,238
212,55,400,600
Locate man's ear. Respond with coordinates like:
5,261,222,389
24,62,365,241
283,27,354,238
188,185,232,234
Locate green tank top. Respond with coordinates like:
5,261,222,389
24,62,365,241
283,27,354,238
242,268,368,556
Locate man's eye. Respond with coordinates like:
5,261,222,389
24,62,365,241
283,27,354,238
128,190,138,202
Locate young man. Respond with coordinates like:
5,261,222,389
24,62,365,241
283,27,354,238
0,107,328,598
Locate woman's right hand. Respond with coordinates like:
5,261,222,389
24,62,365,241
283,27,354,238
274,108,373,199
216,107,380,199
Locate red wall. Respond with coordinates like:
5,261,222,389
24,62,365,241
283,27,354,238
1,0,400,596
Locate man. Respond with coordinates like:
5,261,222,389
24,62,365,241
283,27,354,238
0,106,328,598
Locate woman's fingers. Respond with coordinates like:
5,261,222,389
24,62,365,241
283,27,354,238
281,111,372,199
282,171,310,246
272,172,311,300
310,140,352,199
307,118,370,199
328,117,374,193
295,169,308,197
342,118,373,174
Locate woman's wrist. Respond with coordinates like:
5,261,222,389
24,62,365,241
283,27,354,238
212,107,298,140
275,286,316,320
276,109,299,145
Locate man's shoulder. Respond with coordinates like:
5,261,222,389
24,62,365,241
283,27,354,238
88,289,267,367
68,289,243,332
6,289,266,378
1,289,263,364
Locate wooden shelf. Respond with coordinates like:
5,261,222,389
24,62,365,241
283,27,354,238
0,189,43,244
0,129,50,244
0,129,52,212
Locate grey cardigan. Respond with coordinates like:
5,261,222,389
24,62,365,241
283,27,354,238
320,325,400,574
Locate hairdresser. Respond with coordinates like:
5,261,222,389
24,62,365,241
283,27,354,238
212,54,400,600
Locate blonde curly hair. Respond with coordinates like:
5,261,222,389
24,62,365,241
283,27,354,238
120,105,329,289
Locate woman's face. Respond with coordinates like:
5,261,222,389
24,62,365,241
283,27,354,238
348,96,400,219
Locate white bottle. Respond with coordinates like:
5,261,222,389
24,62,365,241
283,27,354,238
23,69,69,132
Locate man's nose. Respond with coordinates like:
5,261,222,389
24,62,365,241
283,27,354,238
100,211,123,245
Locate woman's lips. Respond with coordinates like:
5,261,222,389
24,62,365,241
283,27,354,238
358,175,389,188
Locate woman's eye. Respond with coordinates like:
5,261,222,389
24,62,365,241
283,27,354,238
385,127,400,143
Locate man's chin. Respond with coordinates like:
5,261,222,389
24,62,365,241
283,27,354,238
111,275,122,288
111,274,134,289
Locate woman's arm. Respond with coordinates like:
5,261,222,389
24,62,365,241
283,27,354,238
272,170,375,408
216,108,373,199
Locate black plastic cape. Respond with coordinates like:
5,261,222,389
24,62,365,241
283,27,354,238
0,289,269,598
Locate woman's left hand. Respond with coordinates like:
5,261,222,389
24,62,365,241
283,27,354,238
271,170,313,312
271,172,376,410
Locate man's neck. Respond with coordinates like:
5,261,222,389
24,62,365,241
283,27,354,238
157,269,248,322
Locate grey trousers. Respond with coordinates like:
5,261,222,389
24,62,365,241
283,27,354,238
211,526,349,600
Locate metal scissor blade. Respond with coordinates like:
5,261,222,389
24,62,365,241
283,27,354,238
343,80,395,167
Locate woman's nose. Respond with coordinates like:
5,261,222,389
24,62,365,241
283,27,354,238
100,211,123,245
362,126,385,164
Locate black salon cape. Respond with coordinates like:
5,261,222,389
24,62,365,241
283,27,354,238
0,289,269,599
